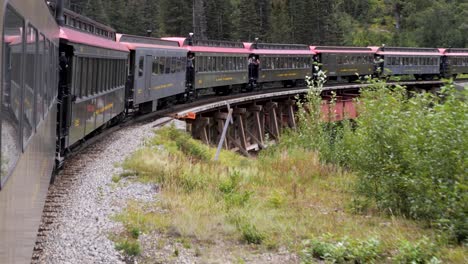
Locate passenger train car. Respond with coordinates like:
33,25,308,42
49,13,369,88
57,9,128,162
164,37,252,95
117,34,187,112
375,46,442,80
311,46,376,82
0,0,59,262
1,1,468,263
442,48,468,78
248,43,314,88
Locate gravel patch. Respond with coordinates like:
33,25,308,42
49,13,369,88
37,119,179,264
37,117,299,264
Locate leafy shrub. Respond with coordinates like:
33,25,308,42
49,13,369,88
239,223,265,244
115,239,141,256
130,227,140,239
394,237,441,264
296,80,467,242
301,236,382,263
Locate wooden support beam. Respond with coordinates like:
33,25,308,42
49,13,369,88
248,105,264,145
265,102,279,140
194,117,211,145
233,108,248,151
285,99,296,129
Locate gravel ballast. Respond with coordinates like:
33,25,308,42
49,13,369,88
36,119,166,264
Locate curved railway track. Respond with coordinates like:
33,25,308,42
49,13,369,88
30,78,456,263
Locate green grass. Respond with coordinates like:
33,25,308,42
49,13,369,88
114,125,467,263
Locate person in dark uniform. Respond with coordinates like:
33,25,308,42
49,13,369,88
186,52,195,86
59,51,69,85
248,55,260,80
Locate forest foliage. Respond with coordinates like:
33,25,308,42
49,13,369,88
64,0,467,47
291,79,467,243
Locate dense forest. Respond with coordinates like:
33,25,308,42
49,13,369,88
64,0,467,48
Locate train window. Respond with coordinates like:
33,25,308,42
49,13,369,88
81,58,88,96
25,25,37,134
88,58,93,94
165,57,171,74
88,58,95,95
96,59,102,93
48,41,55,105
100,59,106,91
37,35,45,121
95,59,100,94
152,57,159,75
44,39,51,108
181,56,187,72
176,57,182,73
1,5,24,182
109,59,113,90
171,57,177,74
112,59,116,89
197,56,204,72
138,57,144,77
122,60,127,85
107,59,111,90
158,57,164,74
74,57,81,97
215,57,221,71
227,57,232,71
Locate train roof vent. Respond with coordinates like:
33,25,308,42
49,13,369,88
445,48,468,54
63,8,116,40
186,39,245,48
256,43,309,50
382,47,439,53
314,46,372,51
119,35,180,47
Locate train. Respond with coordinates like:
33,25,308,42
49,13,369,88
1,0,467,262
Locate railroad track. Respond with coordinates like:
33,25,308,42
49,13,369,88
30,78,450,263
31,145,105,263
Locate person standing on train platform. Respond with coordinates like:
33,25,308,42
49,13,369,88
186,53,195,86
248,55,260,79
59,51,69,85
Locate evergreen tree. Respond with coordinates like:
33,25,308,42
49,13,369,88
160,0,193,37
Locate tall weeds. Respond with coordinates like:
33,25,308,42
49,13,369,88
293,78,467,243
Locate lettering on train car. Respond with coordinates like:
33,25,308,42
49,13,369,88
152,83,174,90
277,72,298,77
339,68,358,72
216,77,233,81
74,119,80,127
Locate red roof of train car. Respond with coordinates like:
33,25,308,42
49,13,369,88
369,46,442,56
60,27,128,52
245,43,315,55
310,46,376,54
162,37,250,54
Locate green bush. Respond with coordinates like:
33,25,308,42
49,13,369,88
239,223,265,245
115,239,141,256
395,237,441,264
295,80,467,243
301,236,382,263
